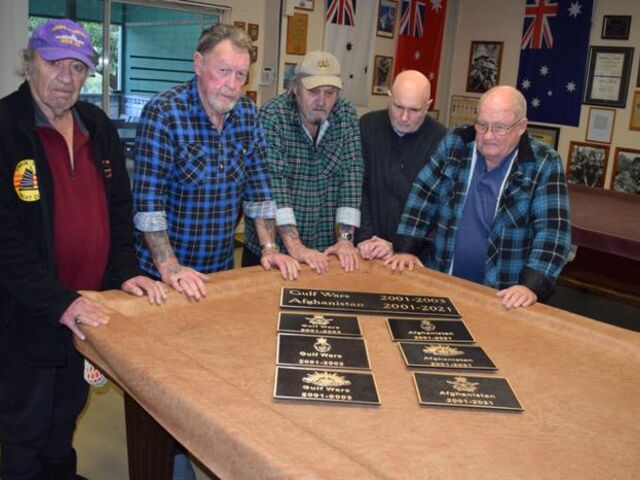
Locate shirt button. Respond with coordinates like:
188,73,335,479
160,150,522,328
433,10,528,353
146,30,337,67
219,164,224,170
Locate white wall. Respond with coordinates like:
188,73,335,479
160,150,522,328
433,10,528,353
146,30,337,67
0,0,28,98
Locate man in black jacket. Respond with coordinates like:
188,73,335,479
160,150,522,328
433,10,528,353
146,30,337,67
356,70,447,260
0,19,165,479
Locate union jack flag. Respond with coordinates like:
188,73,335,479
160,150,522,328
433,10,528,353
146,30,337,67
399,0,425,38
326,0,356,26
521,0,559,49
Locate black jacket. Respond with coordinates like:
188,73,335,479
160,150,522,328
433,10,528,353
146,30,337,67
0,82,142,366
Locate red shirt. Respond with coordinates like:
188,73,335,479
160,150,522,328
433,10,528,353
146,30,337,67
36,118,110,291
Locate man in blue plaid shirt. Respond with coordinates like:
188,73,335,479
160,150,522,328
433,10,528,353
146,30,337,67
133,25,300,302
242,51,364,274
386,86,571,309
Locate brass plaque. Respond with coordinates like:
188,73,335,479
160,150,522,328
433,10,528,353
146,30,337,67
281,288,460,318
387,318,474,343
274,367,380,405
399,342,496,370
413,372,523,411
277,312,361,337
277,333,371,370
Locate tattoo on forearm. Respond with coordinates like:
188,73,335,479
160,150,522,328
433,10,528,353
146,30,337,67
279,224,300,240
256,218,276,240
144,231,177,265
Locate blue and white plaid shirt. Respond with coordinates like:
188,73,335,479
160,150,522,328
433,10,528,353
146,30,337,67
396,125,571,300
133,77,275,275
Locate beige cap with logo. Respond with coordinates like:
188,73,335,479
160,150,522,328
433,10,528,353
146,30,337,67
295,51,342,90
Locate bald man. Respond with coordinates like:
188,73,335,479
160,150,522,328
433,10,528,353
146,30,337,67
386,86,571,309
356,70,447,260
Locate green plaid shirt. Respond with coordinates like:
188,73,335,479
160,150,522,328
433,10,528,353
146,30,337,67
244,94,363,255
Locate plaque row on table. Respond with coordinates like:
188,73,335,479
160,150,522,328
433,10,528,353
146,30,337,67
274,312,380,405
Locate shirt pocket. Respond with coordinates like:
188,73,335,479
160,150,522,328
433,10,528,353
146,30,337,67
174,143,209,186
227,141,248,183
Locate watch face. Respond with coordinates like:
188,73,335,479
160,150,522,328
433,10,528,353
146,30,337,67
341,232,353,241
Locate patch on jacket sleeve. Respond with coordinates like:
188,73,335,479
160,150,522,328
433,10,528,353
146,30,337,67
13,159,40,202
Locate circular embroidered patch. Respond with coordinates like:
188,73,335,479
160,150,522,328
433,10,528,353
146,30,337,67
13,159,40,202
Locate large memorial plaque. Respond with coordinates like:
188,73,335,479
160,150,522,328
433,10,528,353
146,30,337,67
413,372,523,411
388,318,474,343
274,367,380,405
399,342,496,370
278,312,361,337
277,333,371,370
281,288,460,318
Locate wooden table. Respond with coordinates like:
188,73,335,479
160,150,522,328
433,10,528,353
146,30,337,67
76,260,640,479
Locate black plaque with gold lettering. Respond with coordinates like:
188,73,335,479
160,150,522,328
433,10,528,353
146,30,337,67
277,333,371,370
413,372,523,411
274,366,380,405
278,312,361,337
399,342,496,370
280,288,460,318
388,318,474,343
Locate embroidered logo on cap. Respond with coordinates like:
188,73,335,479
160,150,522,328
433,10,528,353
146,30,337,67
51,24,89,48
317,58,330,71
13,159,40,202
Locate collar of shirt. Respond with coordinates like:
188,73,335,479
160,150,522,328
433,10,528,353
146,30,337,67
32,98,89,136
301,118,330,145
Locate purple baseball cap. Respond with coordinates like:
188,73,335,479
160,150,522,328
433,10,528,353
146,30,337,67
28,19,95,70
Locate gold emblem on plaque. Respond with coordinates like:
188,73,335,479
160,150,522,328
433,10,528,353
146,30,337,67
303,371,351,387
313,337,331,353
420,320,436,332
423,345,464,357
447,376,479,392
305,314,333,326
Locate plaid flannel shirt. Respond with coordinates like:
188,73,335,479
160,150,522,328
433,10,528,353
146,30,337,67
133,77,275,275
244,93,363,254
396,126,571,300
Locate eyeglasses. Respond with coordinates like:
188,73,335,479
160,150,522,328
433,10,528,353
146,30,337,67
474,118,523,136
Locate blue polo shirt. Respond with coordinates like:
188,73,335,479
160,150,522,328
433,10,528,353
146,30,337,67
451,147,515,284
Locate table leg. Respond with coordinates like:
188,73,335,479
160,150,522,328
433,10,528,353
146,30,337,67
124,392,175,480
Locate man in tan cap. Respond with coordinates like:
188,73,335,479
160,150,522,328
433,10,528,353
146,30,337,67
242,51,364,274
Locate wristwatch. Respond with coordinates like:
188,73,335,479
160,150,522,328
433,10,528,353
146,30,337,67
339,231,354,242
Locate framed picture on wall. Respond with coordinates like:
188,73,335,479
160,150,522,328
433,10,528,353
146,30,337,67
283,62,297,91
286,13,308,55
566,141,610,188
527,124,560,150
247,23,259,42
233,21,246,31
449,95,479,128
245,90,257,104
585,107,615,144
601,15,631,40
584,46,634,108
630,91,640,131
610,147,640,194
376,0,398,38
466,41,503,93
372,55,394,95
293,0,314,11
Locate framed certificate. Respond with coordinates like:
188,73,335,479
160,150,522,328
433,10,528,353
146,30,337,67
584,46,634,108
286,13,308,55
585,107,615,144
448,95,479,129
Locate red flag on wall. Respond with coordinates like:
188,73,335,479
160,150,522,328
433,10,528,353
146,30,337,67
394,0,447,101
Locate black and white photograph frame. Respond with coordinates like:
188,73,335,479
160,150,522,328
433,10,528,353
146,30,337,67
372,55,394,95
601,15,631,40
585,107,615,144
466,41,503,94
566,141,610,188
584,46,634,108
527,124,560,150
293,0,314,11
610,147,640,195
376,0,398,39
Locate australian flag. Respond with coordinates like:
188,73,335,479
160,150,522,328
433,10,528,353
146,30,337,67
516,0,593,126
399,0,425,37
326,0,356,26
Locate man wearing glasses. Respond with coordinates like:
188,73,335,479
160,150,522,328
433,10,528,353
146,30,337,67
385,86,571,309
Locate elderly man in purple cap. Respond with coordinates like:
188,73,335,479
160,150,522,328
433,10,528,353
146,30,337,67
0,19,166,479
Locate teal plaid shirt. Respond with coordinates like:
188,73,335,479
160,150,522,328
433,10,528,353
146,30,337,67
244,94,363,255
